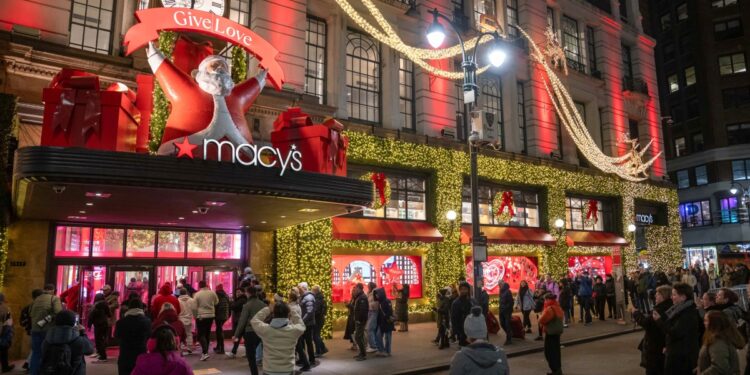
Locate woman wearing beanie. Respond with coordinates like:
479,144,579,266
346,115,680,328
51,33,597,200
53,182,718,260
448,306,509,375
539,294,565,375
39,310,94,375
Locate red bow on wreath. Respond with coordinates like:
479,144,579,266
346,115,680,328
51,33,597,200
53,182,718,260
497,191,516,217
586,200,599,222
371,172,387,206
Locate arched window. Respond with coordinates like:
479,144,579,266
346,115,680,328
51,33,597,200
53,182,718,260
343,261,376,284
346,30,381,123
479,76,504,149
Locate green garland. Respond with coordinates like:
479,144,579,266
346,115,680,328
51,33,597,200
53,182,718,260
0,93,17,287
231,47,248,83
148,31,178,153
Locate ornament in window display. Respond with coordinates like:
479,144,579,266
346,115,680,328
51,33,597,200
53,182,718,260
361,172,391,210
492,191,516,223
584,199,599,227
383,263,404,288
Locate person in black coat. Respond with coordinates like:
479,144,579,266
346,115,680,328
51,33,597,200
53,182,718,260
374,288,394,356
114,299,152,375
229,288,248,357
352,283,369,361
451,282,476,347
312,285,328,356
343,286,356,350
593,276,607,321
499,282,514,345
40,310,94,375
435,288,451,349
654,282,701,375
87,294,112,361
633,285,673,375
604,274,616,319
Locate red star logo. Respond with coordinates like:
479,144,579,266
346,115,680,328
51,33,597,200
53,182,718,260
174,137,197,159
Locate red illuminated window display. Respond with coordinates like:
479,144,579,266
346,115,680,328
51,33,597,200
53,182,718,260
465,256,539,294
215,233,242,259
331,255,423,303
187,232,214,259
92,228,124,257
55,226,91,257
158,231,186,258
568,256,613,278
126,229,155,257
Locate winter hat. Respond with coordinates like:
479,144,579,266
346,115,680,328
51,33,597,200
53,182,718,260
54,310,77,327
464,306,487,339
244,267,253,274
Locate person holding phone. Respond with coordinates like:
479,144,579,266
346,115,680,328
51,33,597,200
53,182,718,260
39,310,94,375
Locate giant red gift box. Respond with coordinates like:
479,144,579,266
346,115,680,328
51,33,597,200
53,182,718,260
41,69,140,152
271,108,348,176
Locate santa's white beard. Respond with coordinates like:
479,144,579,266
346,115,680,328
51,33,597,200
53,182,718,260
196,71,235,96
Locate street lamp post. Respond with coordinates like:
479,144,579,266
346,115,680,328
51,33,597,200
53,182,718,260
427,9,507,298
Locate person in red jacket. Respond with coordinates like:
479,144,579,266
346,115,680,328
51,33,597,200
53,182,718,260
151,283,181,319
60,283,81,313
539,294,565,375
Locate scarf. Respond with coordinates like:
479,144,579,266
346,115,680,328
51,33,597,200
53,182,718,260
665,300,694,320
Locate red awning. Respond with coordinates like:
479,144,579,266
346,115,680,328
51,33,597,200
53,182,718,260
460,225,556,245
332,217,443,242
565,231,628,247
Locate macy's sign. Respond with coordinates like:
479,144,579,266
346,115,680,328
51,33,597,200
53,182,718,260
202,139,302,176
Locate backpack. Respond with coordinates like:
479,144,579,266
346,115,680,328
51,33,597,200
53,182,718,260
19,305,32,335
533,295,545,313
40,339,76,375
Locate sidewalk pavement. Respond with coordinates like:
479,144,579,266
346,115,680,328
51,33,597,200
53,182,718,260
60,313,639,375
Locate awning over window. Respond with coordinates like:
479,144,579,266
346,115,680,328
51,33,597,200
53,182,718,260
332,217,443,243
460,225,556,245
565,231,628,247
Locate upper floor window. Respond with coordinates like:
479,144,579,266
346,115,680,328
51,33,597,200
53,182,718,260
305,16,327,104
461,184,540,227
619,0,628,21
668,74,680,93
69,0,115,54
720,197,740,223
732,159,750,181
722,86,750,108
228,0,251,25
474,0,496,30
675,136,687,157
586,26,598,74
660,14,671,31
622,45,633,80
565,196,614,232
398,56,415,131
719,53,746,75
712,0,738,7
676,169,689,189
346,30,381,124
684,66,696,86
517,81,528,154
547,7,556,32
679,200,712,228
695,165,708,186
715,18,743,40
562,16,584,73
351,170,426,221
663,43,676,61
727,123,750,145
506,0,519,37
676,3,688,21
479,75,504,149
692,132,704,151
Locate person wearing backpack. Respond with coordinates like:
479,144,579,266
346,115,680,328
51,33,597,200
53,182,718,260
39,309,94,375
30,284,62,375
20,289,43,372
114,299,151,375
539,293,564,375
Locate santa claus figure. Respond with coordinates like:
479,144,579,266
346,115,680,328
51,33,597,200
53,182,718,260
146,42,267,156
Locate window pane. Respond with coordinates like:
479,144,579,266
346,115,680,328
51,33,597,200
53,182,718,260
685,66,696,86
668,74,679,92
677,170,690,188
55,226,91,257
187,232,214,259
407,192,426,220
733,160,747,180
216,233,242,259
158,231,185,258
92,228,123,257
721,197,739,223
695,165,708,185
126,230,155,258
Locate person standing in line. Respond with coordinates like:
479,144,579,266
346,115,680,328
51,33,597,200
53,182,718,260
344,286,357,351
374,288,394,357
151,283,181,320
558,279,572,328
435,288,451,349
475,280,489,317
288,289,311,371
353,283,369,361
544,275,560,299
114,299,151,375
251,302,306,375
192,280,218,361
516,280,534,334
708,263,719,289
39,310,94,375
29,284,62,375
86,294,111,363
131,325,194,375
19,289,43,372
451,282,475,347
448,306,509,375
397,284,410,332
177,288,196,356
213,284,230,355
538,294,564,375
298,283,318,367
577,271,593,325
604,274,616,319
102,285,119,335
232,286,266,375
697,311,745,375
633,285,673,375
227,287,247,358
0,293,13,373
593,276,607,321
498,283,514,345
311,285,329,357
151,303,186,349
366,282,380,354
653,282,701,375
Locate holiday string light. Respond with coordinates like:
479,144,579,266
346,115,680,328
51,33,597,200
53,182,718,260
149,31,178,153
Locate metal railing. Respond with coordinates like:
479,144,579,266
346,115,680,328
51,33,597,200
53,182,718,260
622,77,649,96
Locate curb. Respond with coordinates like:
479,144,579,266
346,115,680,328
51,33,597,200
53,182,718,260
393,327,642,375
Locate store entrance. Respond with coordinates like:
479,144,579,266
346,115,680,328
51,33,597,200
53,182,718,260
111,266,153,313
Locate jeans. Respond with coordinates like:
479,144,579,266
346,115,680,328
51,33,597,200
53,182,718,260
354,321,366,357
30,331,46,375
196,318,213,355
302,327,315,363
522,310,532,329
94,323,108,359
243,331,261,375
256,341,263,362
563,307,571,324
295,337,310,368
366,311,378,349
579,296,592,323
313,321,327,354
377,328,392,354
214,319,226,352
595,297,606,320
606,295,617,318
499,310,512,342
544,334,562,373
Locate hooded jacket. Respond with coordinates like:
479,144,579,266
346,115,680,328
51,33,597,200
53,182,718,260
114,308,152,370
41,325,94,375
499,284,514,314
538,299,564,335
151,284,181,318
177,295,195,326
448,341,509,375
193,287,219,319
234,295,266,337
151,309,186,344
131,351,193,375
374,288,395,333
251,306,306,373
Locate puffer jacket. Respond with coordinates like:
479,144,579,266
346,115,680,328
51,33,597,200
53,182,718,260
214,289,230,321
30,293,62,333
41,325,94,375
300,291,316,327
151,284,181,318
448,342,509,375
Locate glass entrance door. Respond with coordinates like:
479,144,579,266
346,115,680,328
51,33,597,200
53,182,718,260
205,267,236,331
111,267,152,314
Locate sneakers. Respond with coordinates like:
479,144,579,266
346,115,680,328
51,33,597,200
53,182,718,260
563,324,569,328
200,353,210,361
366,347,378,353
355,355,367,361
225,352,236,359
375,351,388,357
299,367,312,372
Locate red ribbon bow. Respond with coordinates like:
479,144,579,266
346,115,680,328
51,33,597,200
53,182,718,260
586,200,599,221
371,172,387,206
497,191,515,217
